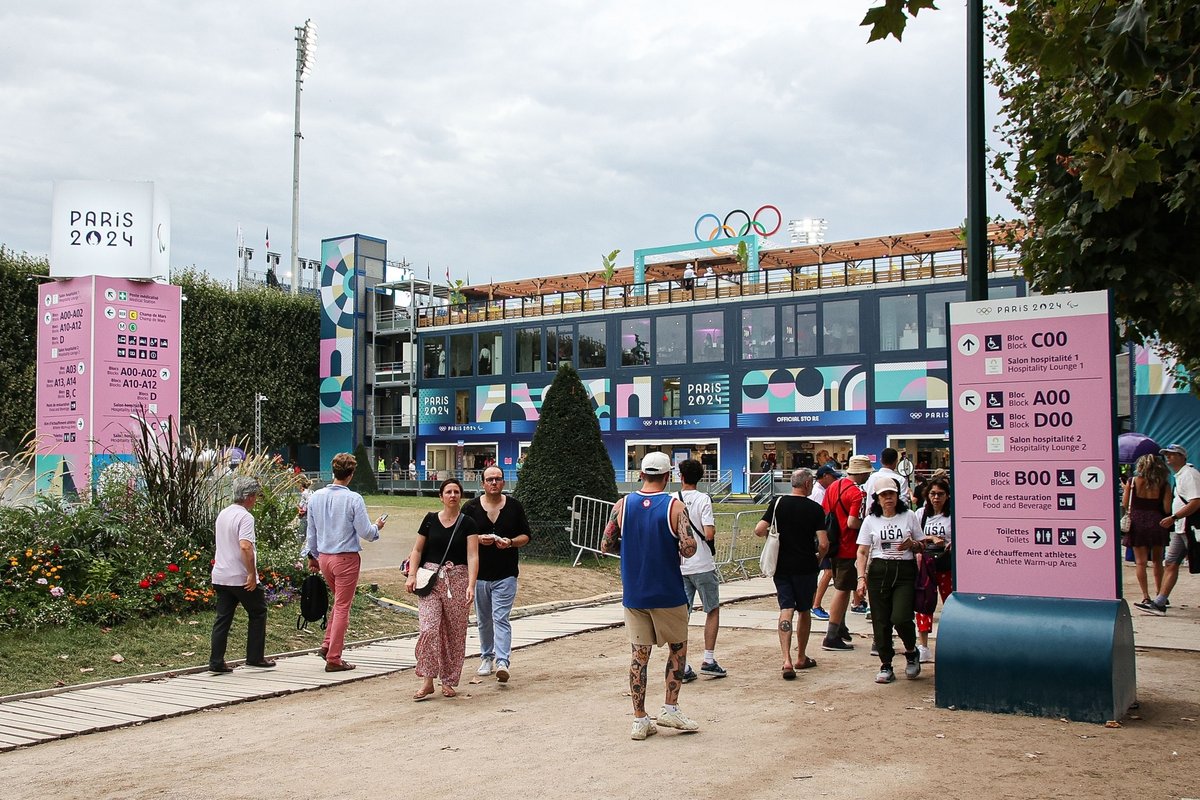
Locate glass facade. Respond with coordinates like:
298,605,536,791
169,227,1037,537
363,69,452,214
621,318,651,366
824,299,859,355
578,321,606,369
880,294,920,351
656,314,687,365
742,307,776,360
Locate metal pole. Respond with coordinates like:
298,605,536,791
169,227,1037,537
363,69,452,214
289,27,305,296
966,0,988,302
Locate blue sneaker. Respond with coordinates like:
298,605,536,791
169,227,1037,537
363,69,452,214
810,606,830,620
851,603,869,614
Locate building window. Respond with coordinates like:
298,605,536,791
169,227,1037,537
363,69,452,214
823,299,859,355
548,325,573,370
455,390,470,424
578,321,607,369
516,327,541,373
925,289,965,349
691,310,724,363
783,303,817,357
657,314,687,365
992,284,1018,299
663,377,681,418
477,330,501,376
741,307,776,360
621,318,651,366
422,338,446,379
880,294,919,351
450,334,474,377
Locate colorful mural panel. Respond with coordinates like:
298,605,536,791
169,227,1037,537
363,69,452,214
873,360,951,425
736,365,867,426
319,237,357,457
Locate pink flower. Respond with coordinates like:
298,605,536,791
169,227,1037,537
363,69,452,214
50,586,65,598
36,577,48,585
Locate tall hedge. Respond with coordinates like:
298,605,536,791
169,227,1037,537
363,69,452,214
0,248,47,451
348,443,379,494
175,271,319,454
515,364,618,522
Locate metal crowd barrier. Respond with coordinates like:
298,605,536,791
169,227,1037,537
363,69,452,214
567,495,769,582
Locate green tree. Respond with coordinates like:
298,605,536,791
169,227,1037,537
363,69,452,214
515,364,618,522
0,248,47,450
348,443,379,494
990,0,1200,392
175,271,320,453
862,0,938,42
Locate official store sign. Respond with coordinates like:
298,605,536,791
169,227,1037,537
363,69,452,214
50,181,170,279
949,291,1117,601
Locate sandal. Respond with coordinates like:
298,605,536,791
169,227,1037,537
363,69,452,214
797,657,818,670
782,665,797,681
413,684,435,701
441,685,457,698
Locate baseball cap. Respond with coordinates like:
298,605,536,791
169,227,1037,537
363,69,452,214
873,477,900,495
1160,443,1188,458
641,452,672,475
814,465,839,479
846,455,874,475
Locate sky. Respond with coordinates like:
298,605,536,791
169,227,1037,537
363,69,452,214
0,1,1014,287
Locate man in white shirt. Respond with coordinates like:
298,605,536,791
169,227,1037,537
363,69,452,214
1143,444,1200,615
676,459,726,681
864,447,911,502
209,477,275,673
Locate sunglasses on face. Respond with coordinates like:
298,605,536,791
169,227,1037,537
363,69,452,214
484,477,504,483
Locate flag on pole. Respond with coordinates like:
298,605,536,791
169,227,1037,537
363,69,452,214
446,266,451,283
266,228,271,250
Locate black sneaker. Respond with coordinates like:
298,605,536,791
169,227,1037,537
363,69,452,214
1135,600,1166,616
840,626,853,643
682,666,698,683
851,603,869,614
700,661,727,678
821,637,854,651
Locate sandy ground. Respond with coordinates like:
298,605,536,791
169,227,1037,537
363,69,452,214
4,595,1198,800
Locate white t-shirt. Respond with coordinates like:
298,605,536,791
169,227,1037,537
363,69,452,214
810,482,827,506
1172,464,1200,532
864,467,910,501
211,504,256,585
856,510,923,561
917,508,952,548
678,489,717,575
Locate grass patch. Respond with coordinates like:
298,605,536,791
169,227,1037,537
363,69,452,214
0,593,416,697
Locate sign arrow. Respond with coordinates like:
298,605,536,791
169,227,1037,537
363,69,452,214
1087,531,1102,544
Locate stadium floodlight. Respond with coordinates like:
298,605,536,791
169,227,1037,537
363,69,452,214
290,19,317,296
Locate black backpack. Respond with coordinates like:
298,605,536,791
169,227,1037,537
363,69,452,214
297,573,328,630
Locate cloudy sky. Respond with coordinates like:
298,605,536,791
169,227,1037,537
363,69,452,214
0,1,1013,287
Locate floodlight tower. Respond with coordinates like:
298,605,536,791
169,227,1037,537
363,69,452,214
254,393,269,453
290,19,317,296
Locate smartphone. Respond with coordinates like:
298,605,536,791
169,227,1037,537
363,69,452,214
378,514,389,523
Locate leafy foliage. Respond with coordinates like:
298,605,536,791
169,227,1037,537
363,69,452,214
862,0,939,42
175,270,319,453
990,0,1200,392
514,364,618,522
0,248,47,450
348,443,379,494
600,249,620,284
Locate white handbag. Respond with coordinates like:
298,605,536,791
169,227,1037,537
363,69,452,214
759,500,781,577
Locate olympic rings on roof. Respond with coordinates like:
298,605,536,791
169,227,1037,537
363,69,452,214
693,205,782,242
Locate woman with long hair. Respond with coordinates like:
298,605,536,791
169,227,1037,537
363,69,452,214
406,478,479,699
915,476,952,662
1124,454,1173,610
852,477,926,684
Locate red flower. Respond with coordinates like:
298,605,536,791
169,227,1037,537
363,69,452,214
51,545,61,556
139,579,151,589
167,564,179,573
155,572,165,581
153,593,164,602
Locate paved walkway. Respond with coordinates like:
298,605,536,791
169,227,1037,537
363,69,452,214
1,574,1194,752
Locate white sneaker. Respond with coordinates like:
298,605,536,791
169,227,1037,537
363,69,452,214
495,661,510,683
917,645,933,663
477,657,493,676
656,706,699,732
630,716,658,740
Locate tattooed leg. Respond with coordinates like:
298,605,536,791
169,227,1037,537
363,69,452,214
778,611,795,666
630,645,651,715
665,641,687,705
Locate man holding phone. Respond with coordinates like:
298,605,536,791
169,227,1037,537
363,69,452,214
303,452,386,672
462,465,530,682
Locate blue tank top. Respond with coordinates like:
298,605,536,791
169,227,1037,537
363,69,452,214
620,492,687,609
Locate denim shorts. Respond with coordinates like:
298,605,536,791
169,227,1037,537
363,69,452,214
773,572,818,611
682,570,720,613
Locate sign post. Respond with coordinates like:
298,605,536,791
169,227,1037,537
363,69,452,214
938,290,1136,722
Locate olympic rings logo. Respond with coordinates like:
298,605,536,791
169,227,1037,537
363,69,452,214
694,206,782,255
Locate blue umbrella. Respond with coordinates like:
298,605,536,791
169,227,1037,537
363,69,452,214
1118,432,1160,465
225,446,246,464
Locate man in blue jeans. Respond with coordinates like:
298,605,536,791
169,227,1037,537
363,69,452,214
463,465,530,683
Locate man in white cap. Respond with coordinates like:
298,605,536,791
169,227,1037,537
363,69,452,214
601,451,700,740
1140,444,1200,615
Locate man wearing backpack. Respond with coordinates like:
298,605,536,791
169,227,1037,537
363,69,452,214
209,477,276,673
303,452,387,672
820,455,870,651
676,459,726,682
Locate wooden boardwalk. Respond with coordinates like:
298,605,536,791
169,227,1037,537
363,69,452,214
0,577,776,752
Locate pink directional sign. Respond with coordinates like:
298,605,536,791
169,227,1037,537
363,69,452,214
949,290,1117,601
36,280,93,494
